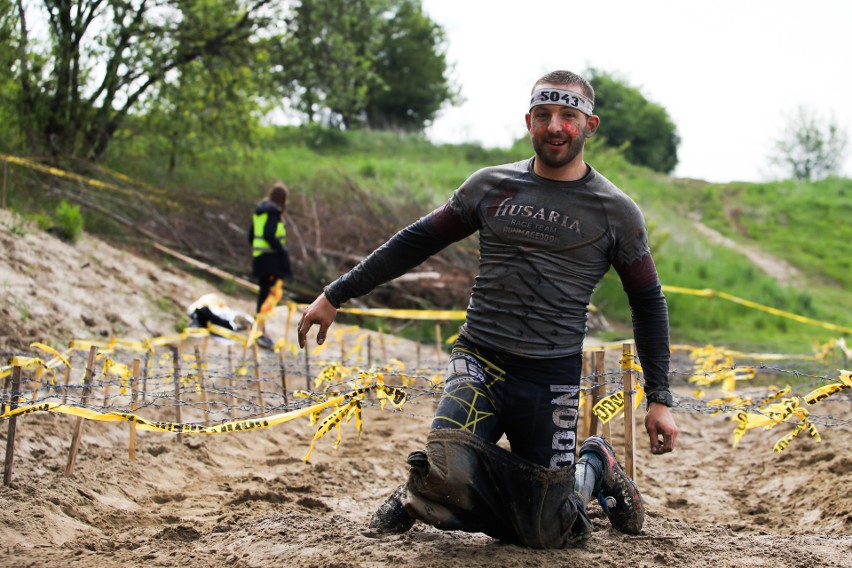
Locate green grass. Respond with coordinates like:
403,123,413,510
257,127,531,209
593,167,852,354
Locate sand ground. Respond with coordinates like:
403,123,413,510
1,209,850,567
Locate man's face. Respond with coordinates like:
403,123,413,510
525,86,598,171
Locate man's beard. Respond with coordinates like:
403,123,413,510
531,129,588,170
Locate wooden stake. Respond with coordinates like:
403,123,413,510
142,350,152,404
622,343,636,479
62,353,73,405
366,335,373,369
252,342,266,417
129,358,140,461
31,367,43,403
173,346,183,444
3,366,21,486
278,348,289,406
227,345,236,420
304,346,311,391
601,354,612,440
589,349,606,437
65,346,98,477
194,345,210,426
102,362,111,407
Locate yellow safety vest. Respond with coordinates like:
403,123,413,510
252,212,286,257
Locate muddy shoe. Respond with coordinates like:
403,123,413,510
368,485,415,534
256,334,274,350
579,436,644,534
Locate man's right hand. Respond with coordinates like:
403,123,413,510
297,294,338,348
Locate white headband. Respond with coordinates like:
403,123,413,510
529,88,594,116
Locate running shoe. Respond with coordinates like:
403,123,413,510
578,436,644,534
368,485,415,534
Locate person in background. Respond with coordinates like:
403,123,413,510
297,70,677,548
248,181,293,349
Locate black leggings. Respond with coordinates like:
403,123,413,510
432,335,582,469
256,274,279,314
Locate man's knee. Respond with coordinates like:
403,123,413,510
403,429,590,548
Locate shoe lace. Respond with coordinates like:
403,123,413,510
597,491,617,512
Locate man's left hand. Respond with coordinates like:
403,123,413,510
645,403,677,454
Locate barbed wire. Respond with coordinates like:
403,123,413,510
3,349,849,432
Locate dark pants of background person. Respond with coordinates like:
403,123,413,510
256,273,280,313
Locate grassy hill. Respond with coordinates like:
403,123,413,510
594,166,852,353
5,126,850,355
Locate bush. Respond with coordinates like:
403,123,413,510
32,213,53,231
53,200,84,243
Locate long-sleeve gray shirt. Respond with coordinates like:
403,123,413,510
325,159,671,393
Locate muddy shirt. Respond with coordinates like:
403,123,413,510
324,158,670,390
448,159,652,357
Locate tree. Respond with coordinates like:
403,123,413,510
364,0,457,130
277,0,382,129
138,50,270,174
277,0,455,132
585,69,680,174
9,0,279,161
0,0,21,148
769,105,849,181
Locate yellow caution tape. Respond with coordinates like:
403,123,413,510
773,430,797,453
662,285,716,297
0,384,407,456
687,345,757,391
757,385,791,406
30,343,71,369
206,323,248,346
773,419,820,453
0,154,184,209
731,396,811,447
804,370,852,404
592,383,645,424
69,339,114,353
8,357,46,369
111,338,149,353
149,333,186,347
661,284,852,335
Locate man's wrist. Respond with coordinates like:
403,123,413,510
322,287,342,309
645,389,674,409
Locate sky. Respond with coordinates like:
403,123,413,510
420,0,852,183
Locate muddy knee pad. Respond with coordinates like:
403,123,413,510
402,429,591,548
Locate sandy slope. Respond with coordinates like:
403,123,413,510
1,209,851,568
